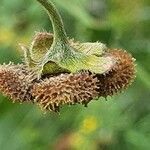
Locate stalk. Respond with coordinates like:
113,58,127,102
37,0,68,44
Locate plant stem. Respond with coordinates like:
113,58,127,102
37,0,68,44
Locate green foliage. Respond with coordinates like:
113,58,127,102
0,0,149,149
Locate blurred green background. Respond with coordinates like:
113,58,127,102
0,0,150,150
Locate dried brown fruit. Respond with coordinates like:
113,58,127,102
32,72,99,112
0,48,135,112
96,49,136,97
0,63,36,103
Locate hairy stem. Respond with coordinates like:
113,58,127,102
37,0,68,44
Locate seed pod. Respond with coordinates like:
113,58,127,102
32,72,99,112
0,63,36,103
96,49,136,97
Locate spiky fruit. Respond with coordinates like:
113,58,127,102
0,48,136,112
32,72,99,112
0,63,36,103
96,49,136,97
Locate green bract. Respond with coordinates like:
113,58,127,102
22,0,116,78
